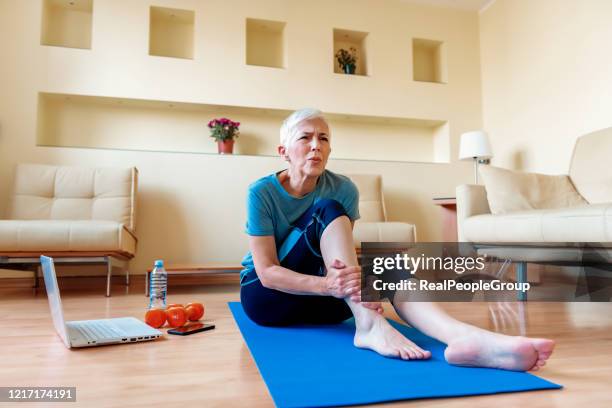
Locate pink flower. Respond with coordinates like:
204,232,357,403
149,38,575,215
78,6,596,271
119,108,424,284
208,117,240,130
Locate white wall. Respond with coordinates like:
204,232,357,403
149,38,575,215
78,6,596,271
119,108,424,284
480,0,612,173
0,0,480,277
246,19,286,68
149,6,194,59
37,93,442,162
41,0,93,49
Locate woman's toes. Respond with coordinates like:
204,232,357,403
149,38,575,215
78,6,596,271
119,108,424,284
398,348,410,360
536,359,546,367
532,338,555,359
412,349,424,359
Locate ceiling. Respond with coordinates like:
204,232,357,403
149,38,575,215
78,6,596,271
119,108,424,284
398,0,495,12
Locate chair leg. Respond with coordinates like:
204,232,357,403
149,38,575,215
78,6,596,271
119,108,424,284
125,269,130,286
106,257,112,297
517,301,527,336
516,262,528,301
33,266,40,289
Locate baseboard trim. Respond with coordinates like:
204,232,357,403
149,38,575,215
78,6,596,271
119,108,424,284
0,273,240,289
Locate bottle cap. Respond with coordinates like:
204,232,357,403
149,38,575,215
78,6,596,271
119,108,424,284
154,259,164,268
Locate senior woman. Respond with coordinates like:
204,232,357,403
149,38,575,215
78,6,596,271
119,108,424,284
240,108,554,370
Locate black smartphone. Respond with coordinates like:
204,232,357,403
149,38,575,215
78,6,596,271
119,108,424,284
167,322,215,336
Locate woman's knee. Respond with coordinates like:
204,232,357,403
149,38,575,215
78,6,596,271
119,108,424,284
311,199,349,229
313,198,346,215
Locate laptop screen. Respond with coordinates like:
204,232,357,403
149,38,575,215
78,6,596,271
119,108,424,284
40,256,71,348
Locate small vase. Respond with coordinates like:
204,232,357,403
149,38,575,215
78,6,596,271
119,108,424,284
343,64,356,74
217,139,234,154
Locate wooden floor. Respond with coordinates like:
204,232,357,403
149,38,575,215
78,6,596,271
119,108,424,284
1,276,611,407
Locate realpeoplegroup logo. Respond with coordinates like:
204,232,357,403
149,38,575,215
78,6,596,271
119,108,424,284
370,277,531,293
370,252,530,295
371,253,487,275
361,242,612,302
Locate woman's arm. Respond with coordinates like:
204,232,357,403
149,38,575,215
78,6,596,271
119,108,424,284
249,235,361,298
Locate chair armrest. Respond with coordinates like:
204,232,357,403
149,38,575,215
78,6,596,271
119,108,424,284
456,184,490,242
353,222,417,247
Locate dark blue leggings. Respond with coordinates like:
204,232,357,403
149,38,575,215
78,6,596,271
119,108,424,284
240,199,353,326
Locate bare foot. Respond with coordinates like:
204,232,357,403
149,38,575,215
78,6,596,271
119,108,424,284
354,316,431,360
444,330,555,371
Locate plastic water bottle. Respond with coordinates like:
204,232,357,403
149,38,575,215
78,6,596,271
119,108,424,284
149,260,167,310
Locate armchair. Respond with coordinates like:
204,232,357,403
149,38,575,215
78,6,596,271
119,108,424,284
347,174,417,246
0,163,138,296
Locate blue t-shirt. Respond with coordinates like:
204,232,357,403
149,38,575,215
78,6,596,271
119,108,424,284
240,170,360,284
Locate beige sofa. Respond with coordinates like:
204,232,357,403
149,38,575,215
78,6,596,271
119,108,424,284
0,164,138,296
457,127,612,244
456,127,612,299
347,174,416,246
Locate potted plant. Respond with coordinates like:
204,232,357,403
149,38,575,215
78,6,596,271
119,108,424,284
335,47,358,74
207,117,240,154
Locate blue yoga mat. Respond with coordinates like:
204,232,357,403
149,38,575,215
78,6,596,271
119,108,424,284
229,302,561,408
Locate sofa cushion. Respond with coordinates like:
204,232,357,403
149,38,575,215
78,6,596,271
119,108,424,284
0,220,136,255
569,127,612,204
479,166,587,215
8,164,137,231
353,222,416,246
346,174,386,222
462,204,612,242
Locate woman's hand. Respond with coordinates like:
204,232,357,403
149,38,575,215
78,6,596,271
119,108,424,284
323,259,361,298
323,259,384,314
359,275,384,314
361,302,384,314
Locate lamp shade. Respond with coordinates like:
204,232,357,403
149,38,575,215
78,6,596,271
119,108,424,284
459,130,493,160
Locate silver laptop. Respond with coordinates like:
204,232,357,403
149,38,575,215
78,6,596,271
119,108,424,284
41,255,162,348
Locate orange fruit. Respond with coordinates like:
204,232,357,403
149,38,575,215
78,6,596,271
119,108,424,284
144,309,166,328
165,307,187,328
185,302,204,321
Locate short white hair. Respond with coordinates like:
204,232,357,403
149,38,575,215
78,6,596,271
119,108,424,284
279,108,329,148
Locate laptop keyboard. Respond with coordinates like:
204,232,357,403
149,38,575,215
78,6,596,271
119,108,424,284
75,321,126,342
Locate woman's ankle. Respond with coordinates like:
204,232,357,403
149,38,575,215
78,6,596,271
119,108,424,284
350,303,383,331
